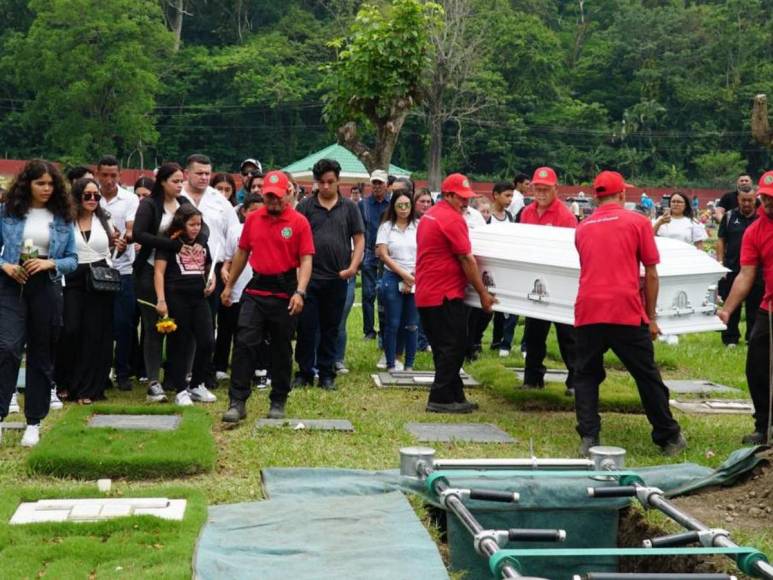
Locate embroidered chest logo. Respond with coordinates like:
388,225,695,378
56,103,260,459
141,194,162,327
281,227,293,239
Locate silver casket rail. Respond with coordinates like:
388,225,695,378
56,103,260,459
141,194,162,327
464,223,728,335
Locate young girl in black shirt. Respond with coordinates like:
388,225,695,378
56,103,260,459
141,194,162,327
154,205,217,406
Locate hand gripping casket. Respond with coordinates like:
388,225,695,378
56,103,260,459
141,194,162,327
464,223,728,335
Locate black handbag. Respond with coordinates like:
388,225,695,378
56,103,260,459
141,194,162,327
87,263,122,293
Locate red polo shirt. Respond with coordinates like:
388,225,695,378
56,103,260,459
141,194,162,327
740,211,773,312
520,197,577,228
415,200,471,307
574,203,660,327
239,206,315,297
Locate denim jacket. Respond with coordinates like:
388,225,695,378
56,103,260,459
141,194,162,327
0,203,78,279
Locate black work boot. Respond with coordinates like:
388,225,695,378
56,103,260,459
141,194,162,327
268,400,286,419
222,400,247,423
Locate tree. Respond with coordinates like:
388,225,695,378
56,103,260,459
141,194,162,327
752,94,773,149
2,0,173,162
323,0,443,172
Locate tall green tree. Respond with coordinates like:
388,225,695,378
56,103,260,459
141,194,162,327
2,0,173,163
323,0,442,172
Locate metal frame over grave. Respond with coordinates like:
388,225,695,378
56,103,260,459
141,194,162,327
372,370,480,389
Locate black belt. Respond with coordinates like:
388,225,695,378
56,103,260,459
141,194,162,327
248,268,297,295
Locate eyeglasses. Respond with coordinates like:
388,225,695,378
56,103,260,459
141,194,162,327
83,192,102,202
395,202,411,209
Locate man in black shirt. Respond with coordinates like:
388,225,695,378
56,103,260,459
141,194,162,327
716,174,754,221
717,188,764,346
295,159,365,389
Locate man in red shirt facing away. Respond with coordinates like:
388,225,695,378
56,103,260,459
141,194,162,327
416,173,495,413
220,171,315,423
519,166,579,397
719,170,773,445
574,170,685,457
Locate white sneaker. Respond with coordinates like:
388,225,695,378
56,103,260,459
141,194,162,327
50,389,63,410
175,390,194,406
377,355,387,370
215,371,230,381
146,382,168,403
188,384,216,403
9,392,20,414
499,349,510,358
394,360,404,371
21,424,40,447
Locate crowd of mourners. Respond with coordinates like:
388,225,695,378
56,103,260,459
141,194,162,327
0,155,770,456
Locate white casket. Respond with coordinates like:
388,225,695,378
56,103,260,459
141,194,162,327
464,223,728,335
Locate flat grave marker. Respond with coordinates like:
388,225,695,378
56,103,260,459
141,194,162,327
255,419,354,432
88,414,181,431
664,380,742,395
406,422,515,443
372,370,479,389
508,367,569,383
1,422,26,430
10,498,187,524
669,399,754,415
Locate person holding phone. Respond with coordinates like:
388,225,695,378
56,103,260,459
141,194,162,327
376,192,418,372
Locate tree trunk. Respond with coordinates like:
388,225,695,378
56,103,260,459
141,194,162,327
751,94,772,148
171,0,184,52
427,111,443,191
338,109,410,174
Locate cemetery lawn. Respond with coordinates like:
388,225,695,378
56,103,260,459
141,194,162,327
0,297,770,577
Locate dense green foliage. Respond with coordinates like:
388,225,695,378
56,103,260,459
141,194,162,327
0,0,771,184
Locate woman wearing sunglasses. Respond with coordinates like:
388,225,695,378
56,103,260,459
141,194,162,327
55,178,126,405
375,192,419,372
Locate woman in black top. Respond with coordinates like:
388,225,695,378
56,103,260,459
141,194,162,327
154,205,216,406
132,163,191,403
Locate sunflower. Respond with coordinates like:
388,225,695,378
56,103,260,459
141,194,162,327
155,316,178,334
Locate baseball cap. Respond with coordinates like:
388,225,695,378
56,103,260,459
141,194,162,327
441,173,477,199
240,158,262,173
262,170,288,197
531,166,558,186
757,170,773,197
593,170,634,197
370,169,388,183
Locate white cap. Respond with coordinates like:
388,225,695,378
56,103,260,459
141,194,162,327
370,169,388,183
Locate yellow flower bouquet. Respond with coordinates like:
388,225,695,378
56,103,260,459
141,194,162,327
137,299,178,334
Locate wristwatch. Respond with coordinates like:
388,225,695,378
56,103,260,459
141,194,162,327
294,289,306,299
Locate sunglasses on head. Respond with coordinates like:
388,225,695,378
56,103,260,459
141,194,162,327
83,192,102,202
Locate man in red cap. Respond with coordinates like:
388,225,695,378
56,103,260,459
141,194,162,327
573,171,685,456
220,170,315,423
719,170,773,444
416,173,495,413
518,166,579,396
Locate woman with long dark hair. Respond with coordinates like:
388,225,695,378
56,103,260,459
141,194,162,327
210,173,237,206
55,178,125,404
132,162,194,403
0,159,77,447
653,191,708,249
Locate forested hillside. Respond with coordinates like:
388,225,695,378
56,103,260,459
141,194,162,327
0,0,771,185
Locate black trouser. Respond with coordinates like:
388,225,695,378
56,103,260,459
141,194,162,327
419,299,470,404
574,323,681,446
230,293,297,404
523,317,577,389
213,301,240,373
166,291,214,393
719,273,763,345
747,311,772,434
0,272,62,424
295,277,348,381
55,264,114,400
491,312,518,351
466,307,493,360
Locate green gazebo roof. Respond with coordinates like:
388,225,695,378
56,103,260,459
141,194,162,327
282,143,410,181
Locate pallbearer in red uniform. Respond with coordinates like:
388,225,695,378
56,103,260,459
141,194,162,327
719,170,773,445
416,173,495,413
573,170,685,457
518,166,579,396
220,171,315,423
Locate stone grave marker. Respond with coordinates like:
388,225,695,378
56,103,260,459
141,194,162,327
406,422,515,443
0,422,26,430
88,414,181,431
11,498,187,524
509,367,569,383
669,399,754,415
255,419,354,432
372,369,479,389
664,380,741,395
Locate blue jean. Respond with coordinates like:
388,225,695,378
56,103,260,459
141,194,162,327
113,274,137,381
361,258,379,336
381,271,418,369
491,312,518,350
335,276,356,364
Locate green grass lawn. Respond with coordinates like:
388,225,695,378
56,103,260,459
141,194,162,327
0,292,769,578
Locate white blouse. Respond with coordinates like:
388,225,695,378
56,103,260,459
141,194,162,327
654,216,708,245
76,215,111,264
22,208,54,256
376,220,417,273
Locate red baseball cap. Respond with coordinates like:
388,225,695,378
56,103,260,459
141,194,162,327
592,170,634,197
441,173,477,199
531,166,558,186
757,170,773,197
262,170,289,197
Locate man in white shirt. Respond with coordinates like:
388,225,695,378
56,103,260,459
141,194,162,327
183,154,241,389
96,155,140,392
507,172,529,218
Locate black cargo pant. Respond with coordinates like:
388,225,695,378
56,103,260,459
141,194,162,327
229,293,297,404
747,310,773,435
419,299,470,404
523,317,577,390
573,323,681,447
